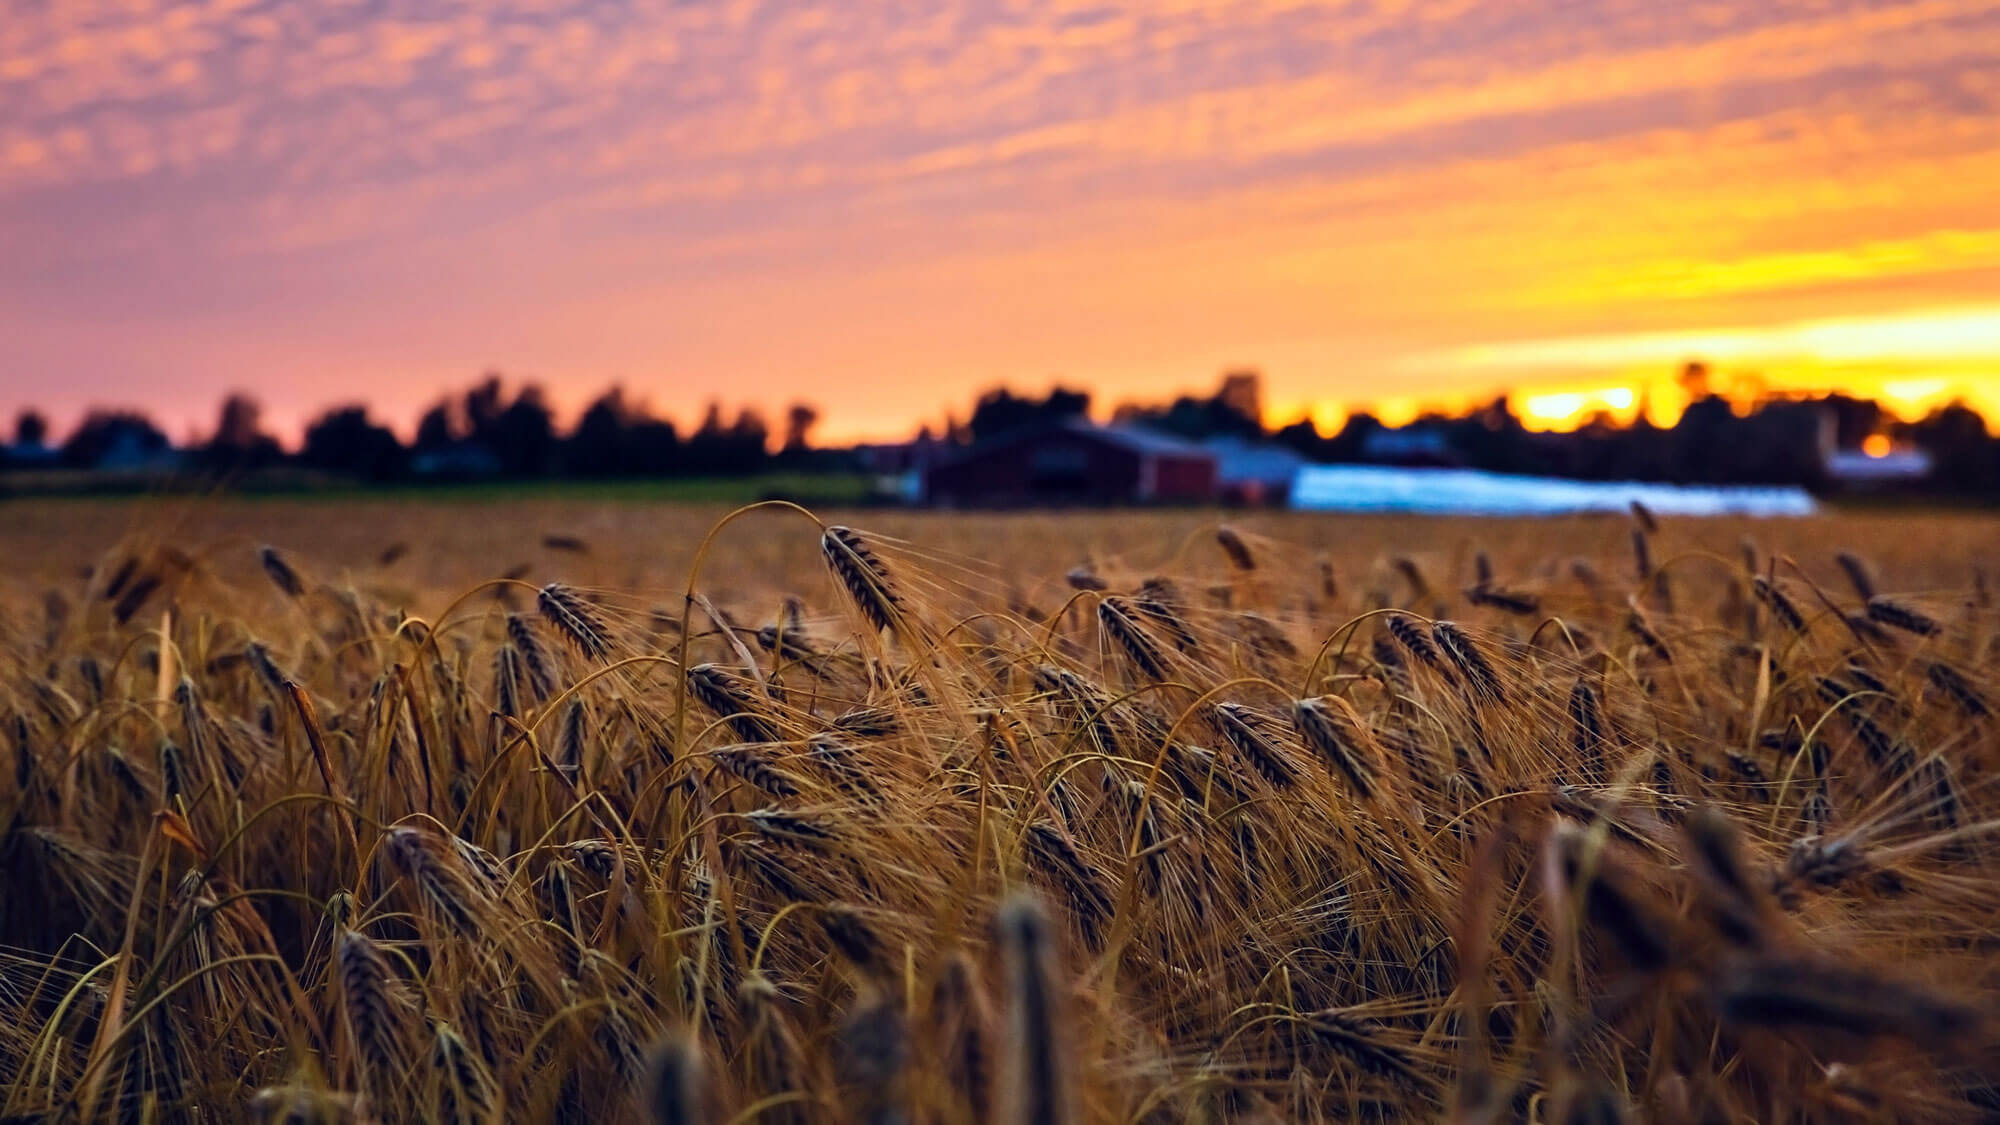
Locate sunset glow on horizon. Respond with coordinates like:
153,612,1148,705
3,0,1998,445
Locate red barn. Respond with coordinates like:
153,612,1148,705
923,419,1217,507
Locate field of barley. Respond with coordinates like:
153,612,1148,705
2,497,1998,1123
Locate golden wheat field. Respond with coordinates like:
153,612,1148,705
3,497,1999,1123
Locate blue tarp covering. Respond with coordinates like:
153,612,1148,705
1290,465,1817,516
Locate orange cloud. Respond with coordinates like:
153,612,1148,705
1,0,1997,441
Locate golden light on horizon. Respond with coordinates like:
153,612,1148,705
1393,303,2000,435
1282,359,1996,440
4,0,2000,443
1515,386,1639,431
1431,306,2000,374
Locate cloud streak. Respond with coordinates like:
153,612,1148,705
2,0,1997,437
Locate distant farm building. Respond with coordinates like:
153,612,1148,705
1360,425,1459,467
93,428,182,474
1202,435,1309,504
0,437,57,468
1824,443,1934,488
1290,465,1818,517
410,443,502,478
853,433,951,503
923,419,1217,506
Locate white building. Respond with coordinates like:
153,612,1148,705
1291,465,1817,517
1201,435,1309,504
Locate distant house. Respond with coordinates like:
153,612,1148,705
1291,465,1818,517
1824,444,1934,488
411,443,502,478
1360,425,1460,467
853,434,951,502
1202,435,1308,504
94,429,182,473
0,438,57,469
923,419,1217,506
852,435,946,476
1816,410,1935,490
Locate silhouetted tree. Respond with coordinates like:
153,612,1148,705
489,384,557,476
967,386,1090,444
14,410,48,447
1,409,55,470
782,402,820,455
735,409,770,442
213,393,262,449
1735,401,1827,487
626,416,681,474
567,387,634,477
463,374,506,445
61,410,172,470
1271,417,1327,459
1116,372,1263,441
564,386,683,476
1676,360,1712,401
1912,401,2000,496
1453,396,1542,475
1217,369,1263,424
414,401,457,451
729,407,772,472
198,391,283,473
1819,392,1888,451
301,405,405,482
685,402,729,471
683,402,770,474
1668,396,1733,483
1324,411,1383,462
13,354,1991,499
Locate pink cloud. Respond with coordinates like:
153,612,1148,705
2,0,1998,440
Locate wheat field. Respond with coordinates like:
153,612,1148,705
2,497,1998,1123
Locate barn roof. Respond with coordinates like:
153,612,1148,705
1093,420,1215,459
931,418,1215,468
1201,434,1308,486
1291,465,1818,516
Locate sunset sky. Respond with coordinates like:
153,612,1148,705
3,0,1998,444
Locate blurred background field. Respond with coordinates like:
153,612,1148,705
6,496,1994,610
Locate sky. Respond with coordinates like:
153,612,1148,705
3,0,1999,445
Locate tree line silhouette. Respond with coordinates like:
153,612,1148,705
952,364,1998,497
3,364,1996,497
1,374,832,484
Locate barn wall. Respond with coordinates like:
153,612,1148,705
1152,455,1218,501
926,433,1143,505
